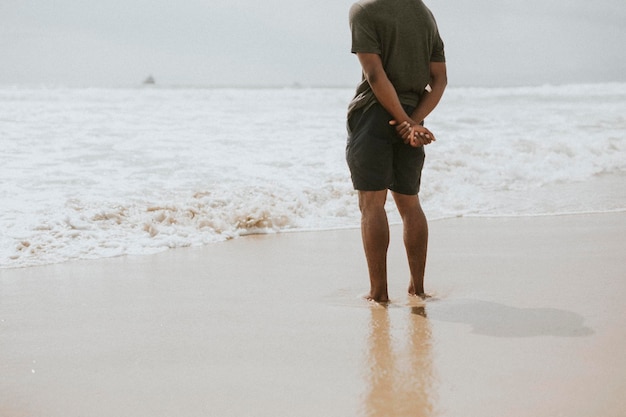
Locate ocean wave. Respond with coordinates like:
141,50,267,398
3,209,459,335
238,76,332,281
1,84,624,268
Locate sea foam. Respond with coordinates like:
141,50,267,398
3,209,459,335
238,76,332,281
1,84,624,268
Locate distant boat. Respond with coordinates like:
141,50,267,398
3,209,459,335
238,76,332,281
143,75,155,85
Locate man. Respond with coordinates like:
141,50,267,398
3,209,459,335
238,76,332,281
346,0,447,302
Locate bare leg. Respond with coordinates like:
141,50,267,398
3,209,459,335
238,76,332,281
392,192,429,297
358,190,390,302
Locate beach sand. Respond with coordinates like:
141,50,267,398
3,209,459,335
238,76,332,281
1,212,625,417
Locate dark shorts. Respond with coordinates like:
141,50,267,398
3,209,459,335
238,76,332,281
346,103,425,195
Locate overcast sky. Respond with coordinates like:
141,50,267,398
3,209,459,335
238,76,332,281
1,0,625,87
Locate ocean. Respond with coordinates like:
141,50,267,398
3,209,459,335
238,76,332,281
1,83,624,268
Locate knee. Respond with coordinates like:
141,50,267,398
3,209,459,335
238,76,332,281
358,191,387,213
392,193,421,216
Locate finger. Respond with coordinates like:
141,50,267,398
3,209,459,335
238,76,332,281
407,130,417,147
420,129,435,143
415,131,428,145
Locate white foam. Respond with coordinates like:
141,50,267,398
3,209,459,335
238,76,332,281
1,84,624,268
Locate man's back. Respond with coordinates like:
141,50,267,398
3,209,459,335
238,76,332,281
349,0,445,113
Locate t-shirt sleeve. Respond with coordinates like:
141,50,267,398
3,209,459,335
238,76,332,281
430,19,446,62
349,4,381,55
430,31,446,62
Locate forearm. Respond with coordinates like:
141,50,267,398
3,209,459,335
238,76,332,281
411,71,447,123
363,67,412,124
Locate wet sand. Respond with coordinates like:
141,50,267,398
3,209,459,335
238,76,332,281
1,212,625,417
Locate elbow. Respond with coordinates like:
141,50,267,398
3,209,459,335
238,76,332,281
363,70,380,86
362,66,385,87
434,71,447,89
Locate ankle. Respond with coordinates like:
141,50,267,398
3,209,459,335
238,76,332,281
367,287,389,303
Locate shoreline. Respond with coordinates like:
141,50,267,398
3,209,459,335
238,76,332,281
4,206,626,272
1,212,625,416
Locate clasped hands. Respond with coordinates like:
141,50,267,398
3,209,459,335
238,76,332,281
389,120,436,147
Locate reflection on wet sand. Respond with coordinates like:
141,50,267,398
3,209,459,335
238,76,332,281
362,304,437,417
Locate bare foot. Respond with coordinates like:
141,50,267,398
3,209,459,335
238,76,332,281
364,293,390,304
408,291,431,300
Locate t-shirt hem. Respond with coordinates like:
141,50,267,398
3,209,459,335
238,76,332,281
351,48,382,55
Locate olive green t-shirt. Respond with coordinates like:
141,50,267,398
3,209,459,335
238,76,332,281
348,0,445,117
